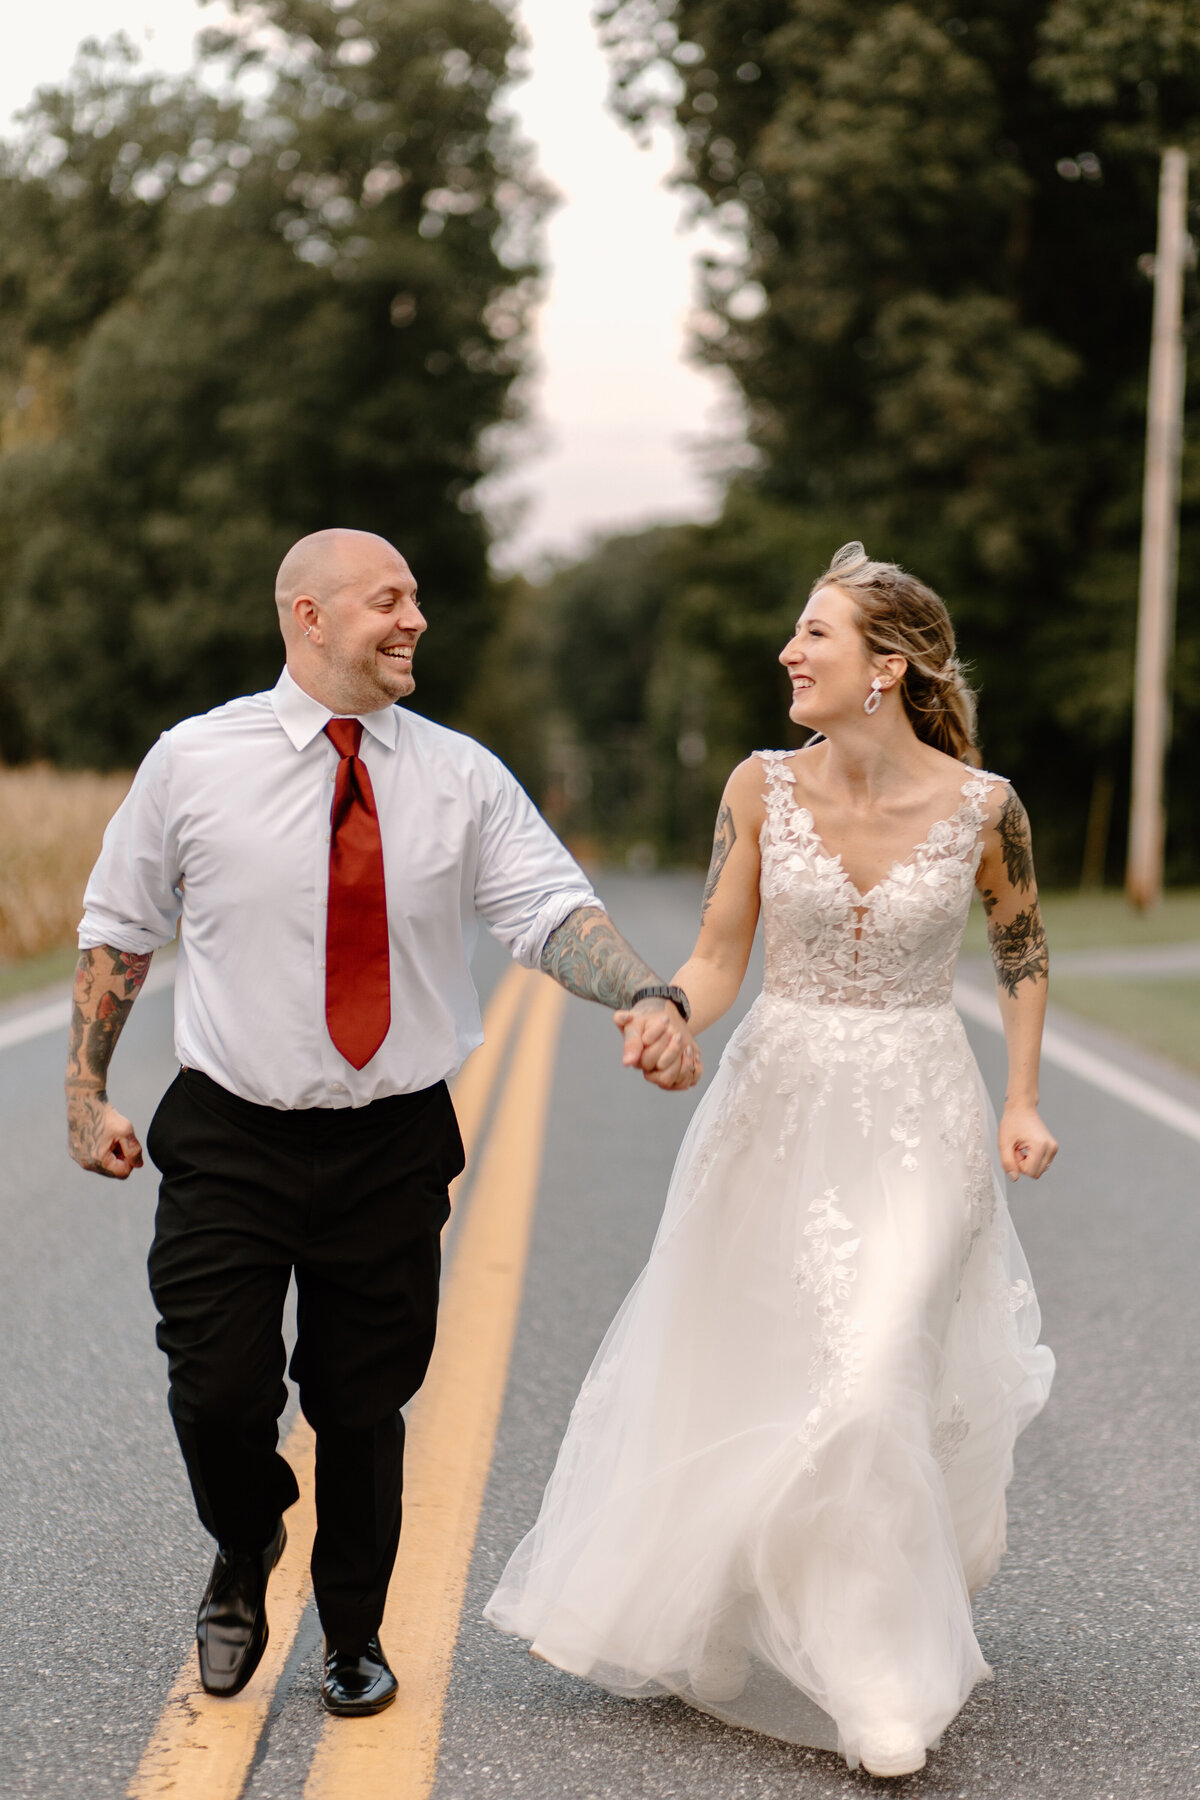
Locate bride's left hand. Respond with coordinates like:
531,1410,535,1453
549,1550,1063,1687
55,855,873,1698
614,1002,702,1090
998,1104,1058,1181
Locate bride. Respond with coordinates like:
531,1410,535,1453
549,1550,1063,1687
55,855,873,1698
485,542,1057,1779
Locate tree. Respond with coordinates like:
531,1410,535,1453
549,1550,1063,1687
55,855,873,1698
592,0,1200,881
525,493,861,861
0,0,545,765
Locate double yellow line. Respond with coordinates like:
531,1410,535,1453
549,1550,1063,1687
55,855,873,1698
129,965,566,1800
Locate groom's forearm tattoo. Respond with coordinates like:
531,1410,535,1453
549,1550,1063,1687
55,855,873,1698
67,946,152,1092
540,907,661,1008
996,789,1035,891
988,905,1049,997
701,805,736,923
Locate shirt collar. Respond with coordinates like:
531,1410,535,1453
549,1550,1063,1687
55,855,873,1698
270,665,400,752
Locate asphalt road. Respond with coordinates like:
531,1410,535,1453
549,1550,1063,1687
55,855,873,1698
2,872,1199,1799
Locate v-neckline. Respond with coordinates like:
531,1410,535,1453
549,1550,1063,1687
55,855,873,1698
785,768,982,908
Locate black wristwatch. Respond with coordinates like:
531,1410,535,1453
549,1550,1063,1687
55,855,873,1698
629,984,692,1023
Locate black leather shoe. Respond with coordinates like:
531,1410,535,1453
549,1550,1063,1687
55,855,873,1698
321,1635,398,1717
196,1518,286,1697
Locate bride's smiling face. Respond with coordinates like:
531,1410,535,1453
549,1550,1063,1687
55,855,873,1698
780,584,884,727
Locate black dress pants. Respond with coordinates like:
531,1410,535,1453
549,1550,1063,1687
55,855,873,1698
146,1068,464,1649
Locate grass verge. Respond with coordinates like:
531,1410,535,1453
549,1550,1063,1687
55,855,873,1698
0,944,81,1006
1046,976,1200,1076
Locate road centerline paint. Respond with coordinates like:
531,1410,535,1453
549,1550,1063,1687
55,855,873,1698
125,962,532,1800
127,1418,320,1800
303,972,567,1800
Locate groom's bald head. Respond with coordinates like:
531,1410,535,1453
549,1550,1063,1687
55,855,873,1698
275,526,425,714
275,528,408,634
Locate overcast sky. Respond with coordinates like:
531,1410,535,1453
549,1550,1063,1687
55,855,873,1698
0,0,733,573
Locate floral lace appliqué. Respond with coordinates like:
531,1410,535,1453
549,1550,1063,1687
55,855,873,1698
794,1187,863,1475
756,751,1002,1013
933,1397,971,1471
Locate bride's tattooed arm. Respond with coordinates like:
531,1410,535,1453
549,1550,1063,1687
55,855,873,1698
701,805,736,924
976,780,1057,1180
979,789,1048,997
66,945,152,1178
988,905,1049,997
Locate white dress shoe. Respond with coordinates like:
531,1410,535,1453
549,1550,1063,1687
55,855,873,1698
859,1722,927,1778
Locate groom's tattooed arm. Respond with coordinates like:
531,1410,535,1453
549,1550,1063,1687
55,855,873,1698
67,946,152,1177
540,907,664,1009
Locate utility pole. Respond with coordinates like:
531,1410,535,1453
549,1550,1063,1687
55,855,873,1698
1127,147,1189,910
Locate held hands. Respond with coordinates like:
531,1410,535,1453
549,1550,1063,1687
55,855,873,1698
613,1000,702,1091
998,1103,1057,1183
66,1085,144,1180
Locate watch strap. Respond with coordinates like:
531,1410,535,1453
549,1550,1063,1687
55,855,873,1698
628,983,691,1023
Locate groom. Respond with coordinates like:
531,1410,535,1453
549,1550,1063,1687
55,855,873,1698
65,528,697,1717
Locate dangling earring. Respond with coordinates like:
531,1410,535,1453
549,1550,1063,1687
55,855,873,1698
864,677,885,715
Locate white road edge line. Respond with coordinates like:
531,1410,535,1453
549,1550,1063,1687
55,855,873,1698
0,956,177,1055
954,978,1200,1148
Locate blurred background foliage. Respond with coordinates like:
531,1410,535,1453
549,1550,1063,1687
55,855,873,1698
0,0,1197,889
0,0,544,764
519,0,1200,884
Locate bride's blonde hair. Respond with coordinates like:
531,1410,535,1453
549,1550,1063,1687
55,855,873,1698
813,542,980,765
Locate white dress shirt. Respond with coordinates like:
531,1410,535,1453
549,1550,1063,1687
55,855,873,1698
79,667,601,1109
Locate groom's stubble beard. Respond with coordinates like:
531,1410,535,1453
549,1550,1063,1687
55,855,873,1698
322,637,416,714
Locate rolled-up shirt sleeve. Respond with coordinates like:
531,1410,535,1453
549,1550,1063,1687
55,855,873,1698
78,734,182,953
474,757,602,968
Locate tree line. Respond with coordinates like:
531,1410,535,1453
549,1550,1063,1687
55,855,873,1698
505,0,1198,887
0,0,543,765
0,0,1196,887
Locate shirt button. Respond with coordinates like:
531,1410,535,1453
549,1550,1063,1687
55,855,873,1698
331,1082,346,1093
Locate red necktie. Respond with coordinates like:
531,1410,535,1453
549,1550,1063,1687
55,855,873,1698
324,718,391,1069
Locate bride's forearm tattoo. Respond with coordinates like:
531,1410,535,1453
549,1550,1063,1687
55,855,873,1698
540,906,661,1008
996,789,1035,891
67,946,152,1093
701,805,736,923
988,906,1049,997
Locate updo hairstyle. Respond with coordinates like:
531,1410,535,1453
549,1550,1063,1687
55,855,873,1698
813,542,980,764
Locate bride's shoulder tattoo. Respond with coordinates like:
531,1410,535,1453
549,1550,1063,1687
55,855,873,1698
994,787,1035,891
701,804,737,923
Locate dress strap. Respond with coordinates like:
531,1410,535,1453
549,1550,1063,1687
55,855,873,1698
755,749,795,783
754,750,796,824
961,767,1006,807
956,769,1008,848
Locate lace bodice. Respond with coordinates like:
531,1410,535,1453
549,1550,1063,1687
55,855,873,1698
757,751,1002,1010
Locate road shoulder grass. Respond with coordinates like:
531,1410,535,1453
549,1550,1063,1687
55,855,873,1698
0,943,80,1006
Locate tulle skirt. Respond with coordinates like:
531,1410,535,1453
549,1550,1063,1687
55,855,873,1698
485,992,1054,1768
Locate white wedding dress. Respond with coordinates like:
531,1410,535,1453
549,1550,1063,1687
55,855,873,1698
485,754,1053,1768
